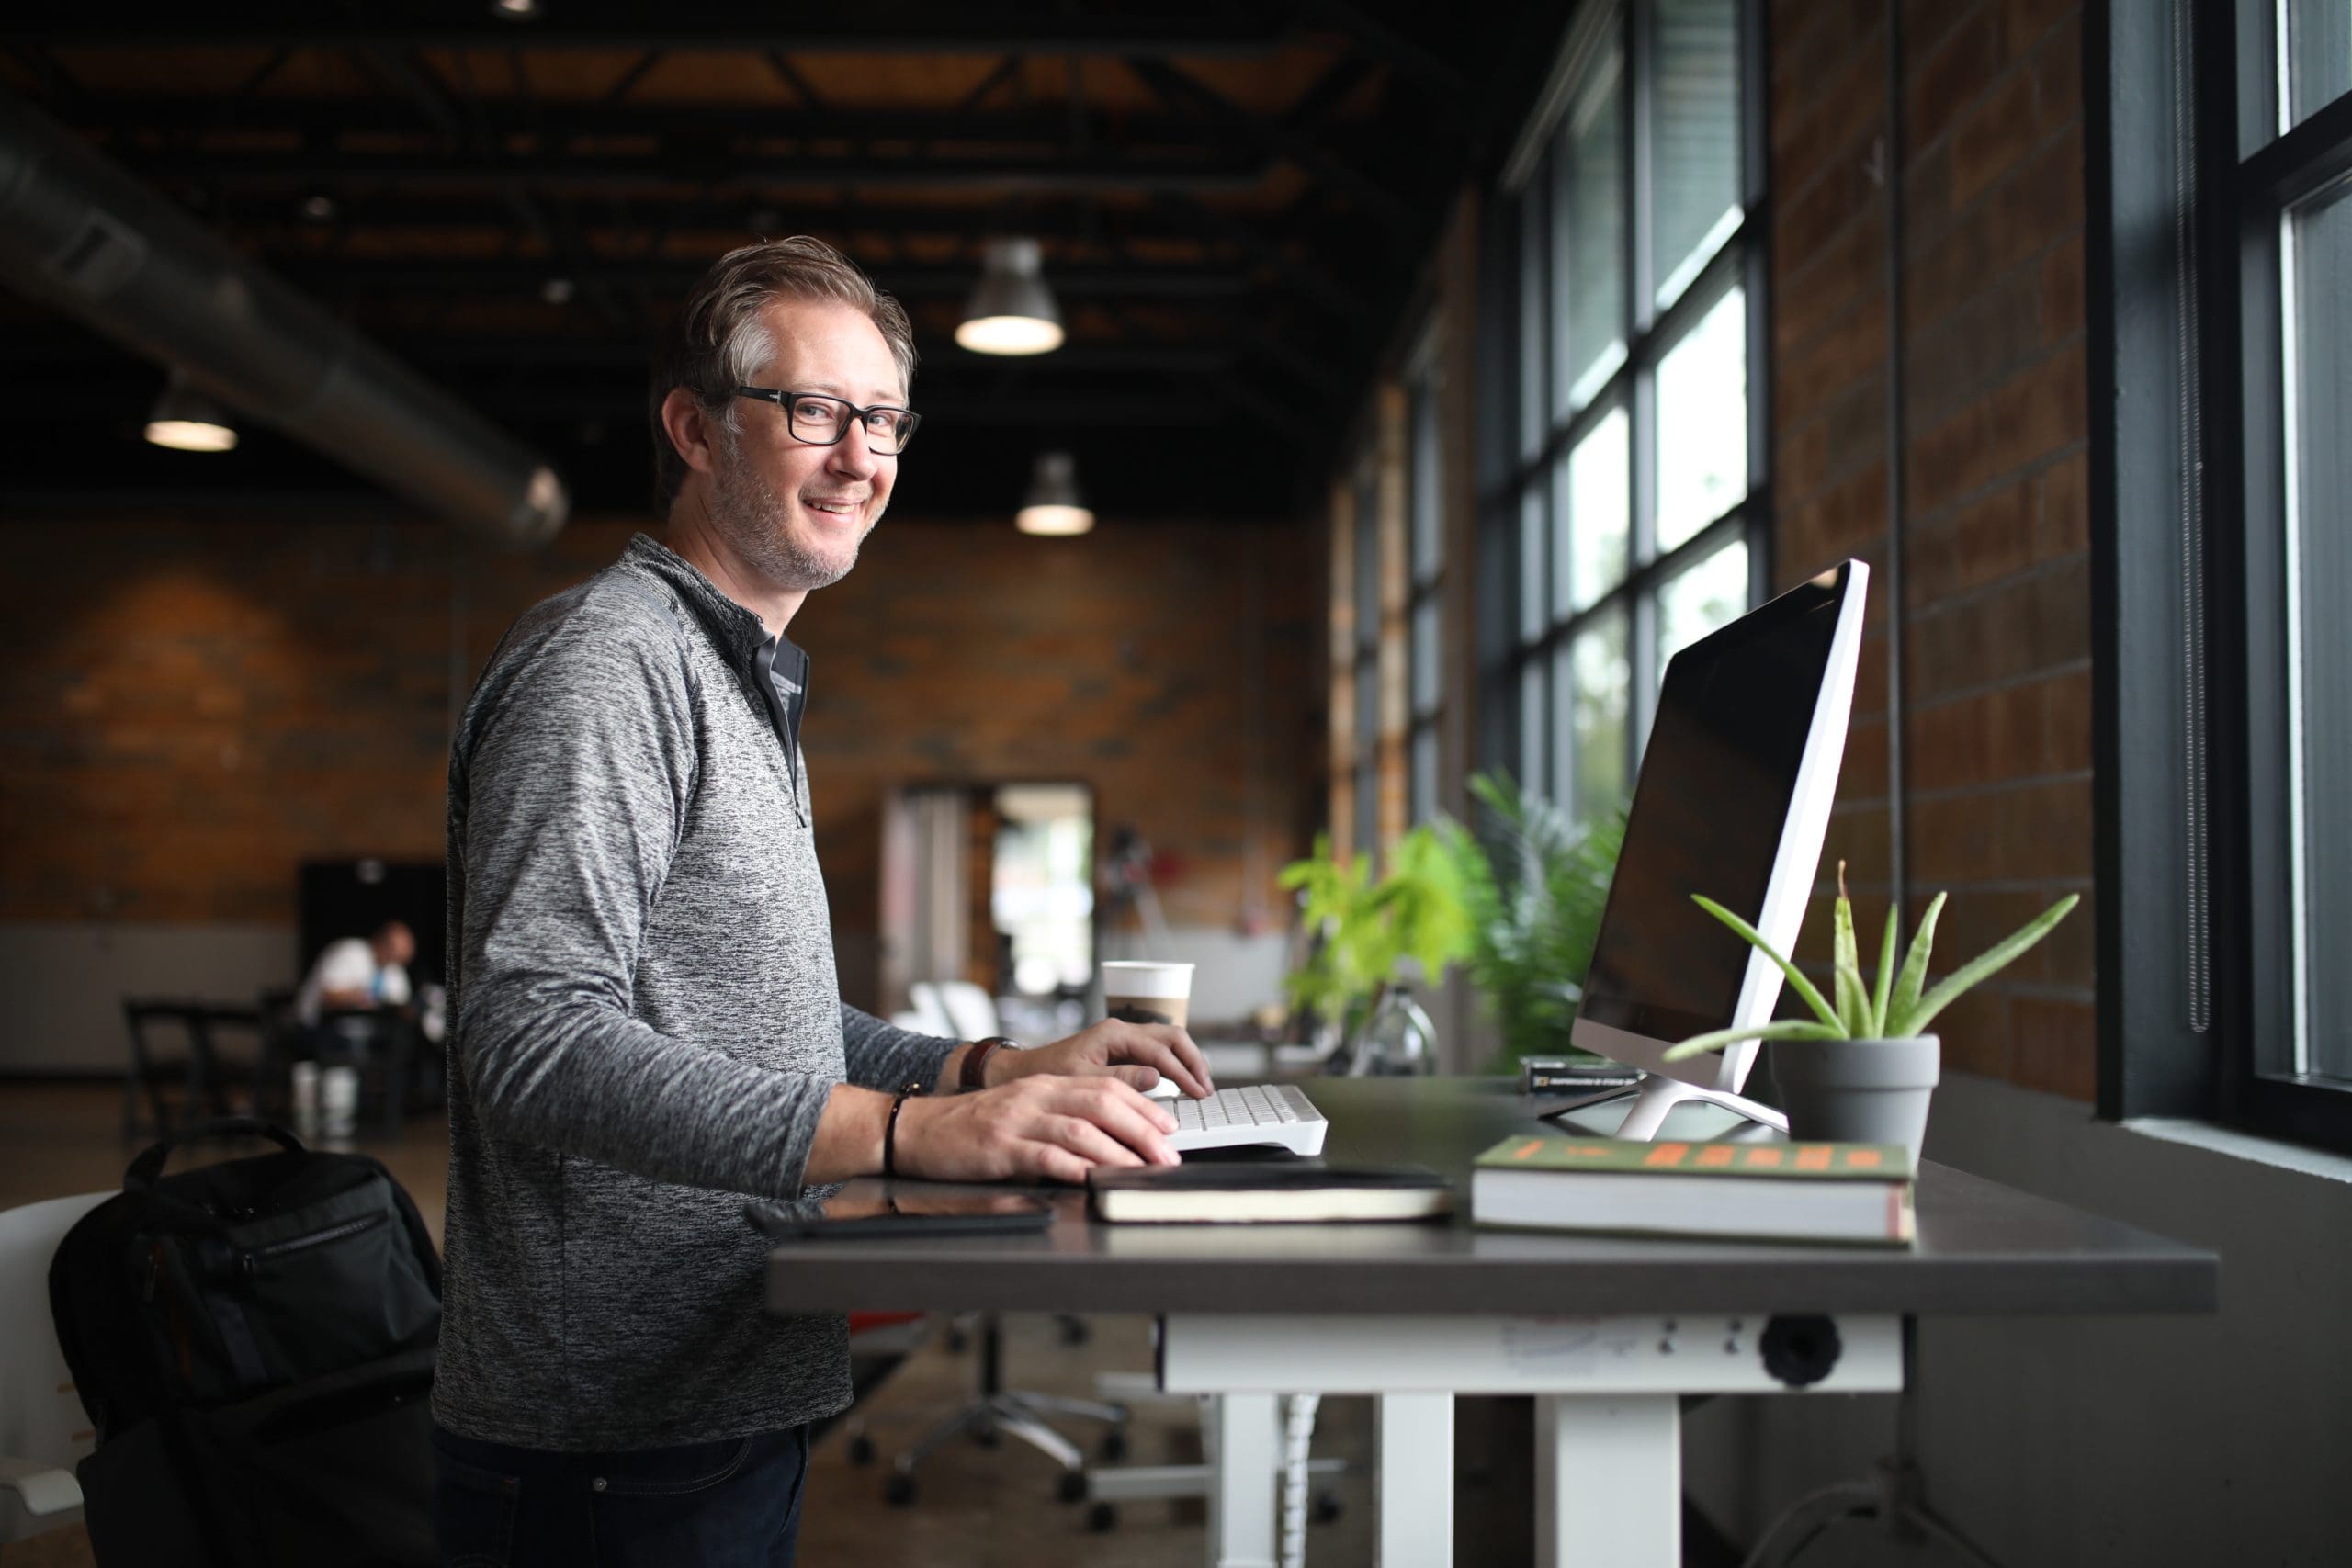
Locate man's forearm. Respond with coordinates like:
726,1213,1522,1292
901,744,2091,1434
806,1082,898,1185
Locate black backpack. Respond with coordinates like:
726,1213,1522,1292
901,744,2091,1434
48,1118,444,1567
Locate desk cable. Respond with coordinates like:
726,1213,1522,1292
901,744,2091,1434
1278,1393,1320,1568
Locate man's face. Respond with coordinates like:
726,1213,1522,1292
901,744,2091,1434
377,924,414,967
705,297,902,593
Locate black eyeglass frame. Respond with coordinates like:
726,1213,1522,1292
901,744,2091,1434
731,386,921,454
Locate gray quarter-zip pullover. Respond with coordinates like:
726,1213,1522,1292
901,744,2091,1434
434,532,957,1450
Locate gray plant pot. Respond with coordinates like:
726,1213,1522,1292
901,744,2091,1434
1770,1034,1941,1162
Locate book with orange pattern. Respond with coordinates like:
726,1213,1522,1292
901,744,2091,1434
1470,1135,1915,1245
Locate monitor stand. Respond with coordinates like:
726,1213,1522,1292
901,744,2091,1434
1537,1073,1787,1141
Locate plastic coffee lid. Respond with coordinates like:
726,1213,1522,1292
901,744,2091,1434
1099,961,1193,998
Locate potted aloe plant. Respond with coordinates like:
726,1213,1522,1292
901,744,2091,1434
1661,864,2079,1158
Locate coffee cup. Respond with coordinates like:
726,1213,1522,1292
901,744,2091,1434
1101,961,1193,1028
322,1064,359,1140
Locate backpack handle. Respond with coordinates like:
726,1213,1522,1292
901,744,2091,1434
125,1117,309,1190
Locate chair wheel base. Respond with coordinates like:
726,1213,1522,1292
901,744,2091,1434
847,1434,876,1466
1086,1501,1118,1533
884,1473,916,1506
1056,1469,1088,1504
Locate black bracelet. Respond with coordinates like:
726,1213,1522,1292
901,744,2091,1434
883,1084,922,1178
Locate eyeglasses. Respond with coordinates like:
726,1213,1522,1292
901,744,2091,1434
733,387,920,455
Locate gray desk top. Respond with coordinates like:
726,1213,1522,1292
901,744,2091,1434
764,1077,2218,1318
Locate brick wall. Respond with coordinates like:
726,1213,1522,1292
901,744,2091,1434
788,516,1319,1007
0,513,633,926
0,511,1317,1014
1770,0,2094,1097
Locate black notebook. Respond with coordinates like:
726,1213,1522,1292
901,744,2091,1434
1087,1161,1453,1224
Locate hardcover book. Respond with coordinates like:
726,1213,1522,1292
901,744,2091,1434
1470,1135,1916,1245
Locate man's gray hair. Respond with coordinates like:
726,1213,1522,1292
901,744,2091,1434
649,236,917,514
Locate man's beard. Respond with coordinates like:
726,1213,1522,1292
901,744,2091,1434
705,435,870,592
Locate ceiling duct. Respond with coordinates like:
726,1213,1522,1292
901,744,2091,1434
0,87,566,547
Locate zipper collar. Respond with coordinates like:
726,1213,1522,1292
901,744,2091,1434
620,532,771,665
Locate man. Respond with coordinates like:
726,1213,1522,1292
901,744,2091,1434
432,237,1212,1566
293,918,413,1026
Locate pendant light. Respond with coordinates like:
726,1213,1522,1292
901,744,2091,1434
1016,451,1094,536
956,237,1065,356
143,371,239,452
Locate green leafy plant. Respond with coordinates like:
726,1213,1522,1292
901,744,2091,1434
1434,772,1625,1068
1660,863,2080,1060
1279,825,1473,1034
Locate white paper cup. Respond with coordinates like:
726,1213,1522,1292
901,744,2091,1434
322,1064,359,1139
1101,961,1193,1028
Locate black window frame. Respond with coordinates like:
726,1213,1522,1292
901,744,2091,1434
1477,0,1773,823
2092,0,2352,1153
1351,448,1383,857
1406,331,1446,826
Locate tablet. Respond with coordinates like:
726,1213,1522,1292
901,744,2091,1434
746,1184,1054,1240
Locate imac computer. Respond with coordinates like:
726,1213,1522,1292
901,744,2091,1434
1549,558,1870,1141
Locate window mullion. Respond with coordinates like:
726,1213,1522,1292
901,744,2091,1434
1627,0,1659,339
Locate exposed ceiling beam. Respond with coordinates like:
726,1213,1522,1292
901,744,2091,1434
25,9,1298,56
1148,191,1373,327
64,99,1256,153
175,190,1281,246
1293,1,1467,99
263,260,1261,298
105,144,1272,193
1125,56,1416,233
600,50,663,107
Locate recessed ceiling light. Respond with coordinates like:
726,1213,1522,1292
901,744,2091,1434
492,0,542,19
540,276,576,305
300,191,337,223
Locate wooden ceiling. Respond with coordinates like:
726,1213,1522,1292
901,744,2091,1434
0,3,1564,523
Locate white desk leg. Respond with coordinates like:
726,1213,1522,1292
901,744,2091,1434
1205,1392,1278,1568
1534,1394,1679,1568
1376,1393,1453,1567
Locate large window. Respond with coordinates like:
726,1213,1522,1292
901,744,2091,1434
1488,0,1765,825
2098,0,2352,1152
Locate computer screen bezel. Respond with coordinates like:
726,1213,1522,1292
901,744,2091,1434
1568,558,1870,1096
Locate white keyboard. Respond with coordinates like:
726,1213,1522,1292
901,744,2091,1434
1164,1083,1328,1157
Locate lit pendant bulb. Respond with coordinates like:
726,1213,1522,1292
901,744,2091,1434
1016,452,1094,536
956,237,1065,356
144,371,239,452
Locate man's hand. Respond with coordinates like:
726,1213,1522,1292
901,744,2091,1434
985,1019,1215,1098
893,1076,1182,1185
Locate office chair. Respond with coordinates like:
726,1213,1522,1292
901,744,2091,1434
879,1312,1128,1506
120,999,237,1140
889,981,957,1037
0,1192,110,1546
930,979,1001,1043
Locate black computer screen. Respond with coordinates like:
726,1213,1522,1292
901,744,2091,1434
1577,570,1849,1046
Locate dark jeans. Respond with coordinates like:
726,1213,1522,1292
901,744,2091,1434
431,1423,808,1568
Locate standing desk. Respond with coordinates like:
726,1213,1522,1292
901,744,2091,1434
766,1077,2219,1567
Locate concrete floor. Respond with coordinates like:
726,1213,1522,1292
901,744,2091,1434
0,1082,1381,1567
